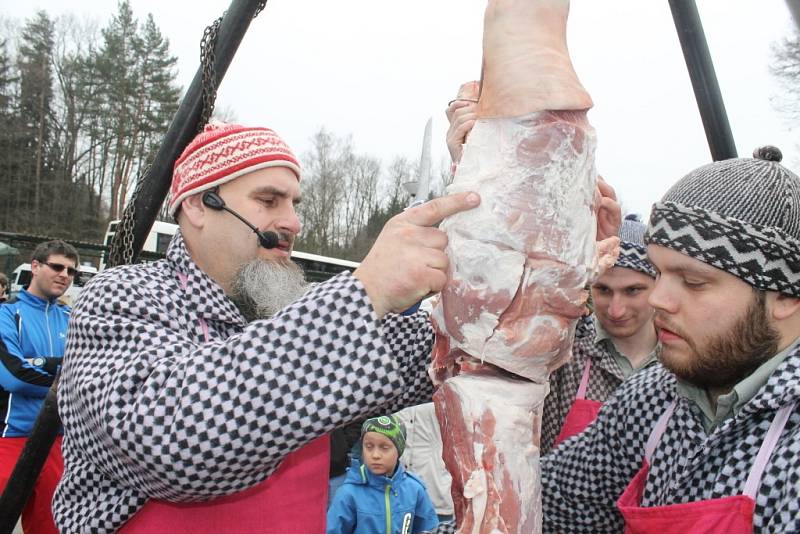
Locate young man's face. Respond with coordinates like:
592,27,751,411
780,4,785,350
591,266,656,340
30,254,76,300
647,245,779,389
362,432,399,477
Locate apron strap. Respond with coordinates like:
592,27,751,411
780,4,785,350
575,358,593,400
645,401,676,463
177,272,189,289
177,272,211,343
742,402,795,499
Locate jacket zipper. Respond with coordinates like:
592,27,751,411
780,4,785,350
45,301,54,356
385,484,392,533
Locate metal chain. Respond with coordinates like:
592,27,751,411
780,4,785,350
111,1,270,267
199,16,223,131
199,1,268,132
108,164,150,268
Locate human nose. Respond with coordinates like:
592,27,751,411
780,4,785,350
648,278,676,314
608,295,626,319
277,204,302,236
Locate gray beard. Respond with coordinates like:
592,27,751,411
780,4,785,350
229,258,310,321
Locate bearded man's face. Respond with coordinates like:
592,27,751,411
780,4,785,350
647,245,780,389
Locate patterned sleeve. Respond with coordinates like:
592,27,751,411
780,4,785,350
540,362,567,454
540,317,593,454
380,311,435,410
59,271,435,501
763,436,800,533
541,367,662,532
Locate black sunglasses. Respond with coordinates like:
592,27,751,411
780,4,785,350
43,262,78,277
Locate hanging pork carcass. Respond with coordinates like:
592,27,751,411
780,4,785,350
430,1,619,532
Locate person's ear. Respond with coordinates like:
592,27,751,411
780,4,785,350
769,292,800,321
180,193,207,230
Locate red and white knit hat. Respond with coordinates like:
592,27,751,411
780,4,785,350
168,122,301,217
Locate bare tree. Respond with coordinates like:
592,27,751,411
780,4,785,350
771,29,800,120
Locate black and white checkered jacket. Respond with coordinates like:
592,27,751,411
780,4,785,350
52,232,435,533
541,317,647,454
541,346,800,532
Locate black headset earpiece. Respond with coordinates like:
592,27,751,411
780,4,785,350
200,190,280,250
202,191,226,211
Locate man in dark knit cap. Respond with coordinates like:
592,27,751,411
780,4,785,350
541,146,800,533
541,215,660,453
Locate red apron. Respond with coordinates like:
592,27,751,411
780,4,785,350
554,358,603,446
120,273,331,533
616,400,795,533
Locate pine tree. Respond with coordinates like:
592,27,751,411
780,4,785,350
0,38,19,230
125,13,180,212
16,11,56,231
94,0,139,220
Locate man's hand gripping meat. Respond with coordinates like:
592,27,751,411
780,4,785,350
355,191,481,318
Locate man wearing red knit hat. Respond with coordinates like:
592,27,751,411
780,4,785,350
52,122,481,533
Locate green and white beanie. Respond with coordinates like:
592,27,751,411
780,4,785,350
361,415,407,456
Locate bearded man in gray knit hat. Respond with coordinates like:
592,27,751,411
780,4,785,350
541,215,660,453
541,146,800,533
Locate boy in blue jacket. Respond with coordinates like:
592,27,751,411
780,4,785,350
327,415,439,534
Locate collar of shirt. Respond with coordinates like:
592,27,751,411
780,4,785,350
592,316,660,379
677,335,800,434
166,230,247,328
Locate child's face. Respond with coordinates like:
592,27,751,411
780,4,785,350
362,432,398,476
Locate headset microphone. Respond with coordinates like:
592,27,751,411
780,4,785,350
202,191,280,249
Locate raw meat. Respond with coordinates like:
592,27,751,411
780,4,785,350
430,1,618,532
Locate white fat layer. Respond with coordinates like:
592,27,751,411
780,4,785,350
445,115,597,270
445,232,526,357
435,115,597,379
483,314,566,382
448,374,547,533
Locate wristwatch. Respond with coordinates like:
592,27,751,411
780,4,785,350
31,357,46,368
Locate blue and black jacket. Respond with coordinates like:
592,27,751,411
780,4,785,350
0,289,69,437
327,459,438,534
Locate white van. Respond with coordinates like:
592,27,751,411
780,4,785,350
9,263,98,307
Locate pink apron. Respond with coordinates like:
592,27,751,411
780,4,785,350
554,359,603,446
120,273,330,533
616,400,795,533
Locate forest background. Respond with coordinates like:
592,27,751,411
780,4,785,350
0,2,798,266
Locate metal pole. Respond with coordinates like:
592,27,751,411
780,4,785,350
0,0,266,529
0,377,61,533
668,0,738,161
786,0,800,31
127,0,266,264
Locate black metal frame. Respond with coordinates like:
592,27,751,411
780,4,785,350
668,0,738,161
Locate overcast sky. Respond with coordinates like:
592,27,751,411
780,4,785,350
2,0,797,218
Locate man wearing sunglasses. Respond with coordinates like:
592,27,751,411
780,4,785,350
0,239,78,534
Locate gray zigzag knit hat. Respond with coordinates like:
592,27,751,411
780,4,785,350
645,146,800,297
617,216,656,278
